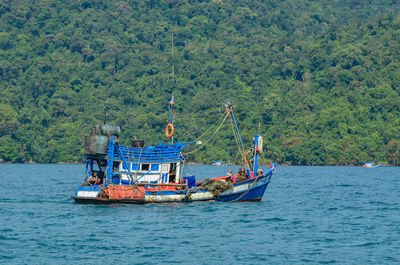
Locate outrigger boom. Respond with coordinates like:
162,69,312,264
72,100,276,204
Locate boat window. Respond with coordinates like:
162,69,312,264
162,164,169,172
113,162,120,171
169,163,177,183
151,164,160,171
132,164,140,171
141,164,150,171
96,160,107,172
169,163,176,173
122,163,129,171
92,162,100,172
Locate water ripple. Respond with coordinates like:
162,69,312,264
0,165,399,264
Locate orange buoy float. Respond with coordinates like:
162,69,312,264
165,123,174,138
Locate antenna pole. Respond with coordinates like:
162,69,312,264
104,110,109,125
168,95,174,144
171,32,175,84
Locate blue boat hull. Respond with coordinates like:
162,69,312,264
216,181,270,202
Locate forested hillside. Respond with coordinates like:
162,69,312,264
1,0,400,165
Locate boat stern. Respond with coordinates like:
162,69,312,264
71,186,102,203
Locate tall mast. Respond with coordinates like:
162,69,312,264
226,99,252,169
226,100,245,152
168,32,175,145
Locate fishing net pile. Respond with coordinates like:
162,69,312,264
197,179,233,197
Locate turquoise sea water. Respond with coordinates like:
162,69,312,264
0,164,399,264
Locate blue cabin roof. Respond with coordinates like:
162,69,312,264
108,142,187,163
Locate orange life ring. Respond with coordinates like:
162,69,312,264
165,123,174,138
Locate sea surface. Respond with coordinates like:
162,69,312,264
0,164,399,264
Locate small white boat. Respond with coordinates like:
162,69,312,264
362,162,381,168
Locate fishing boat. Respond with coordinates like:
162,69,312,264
362,161,381,168
71,100,276,204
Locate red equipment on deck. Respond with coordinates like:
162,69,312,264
104,185,146,200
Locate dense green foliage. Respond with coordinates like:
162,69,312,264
1,0,400,165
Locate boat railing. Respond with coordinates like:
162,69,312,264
107,144,185,162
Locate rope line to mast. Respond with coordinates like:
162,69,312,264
184,111,230,155
191,111,228,142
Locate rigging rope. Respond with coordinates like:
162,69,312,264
184,111,230,155
230,116,242,155
229,114,249,168
191,111,228,142
179,111,227,142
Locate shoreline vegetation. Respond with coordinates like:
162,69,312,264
2,1,400,166
0,160,390,167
